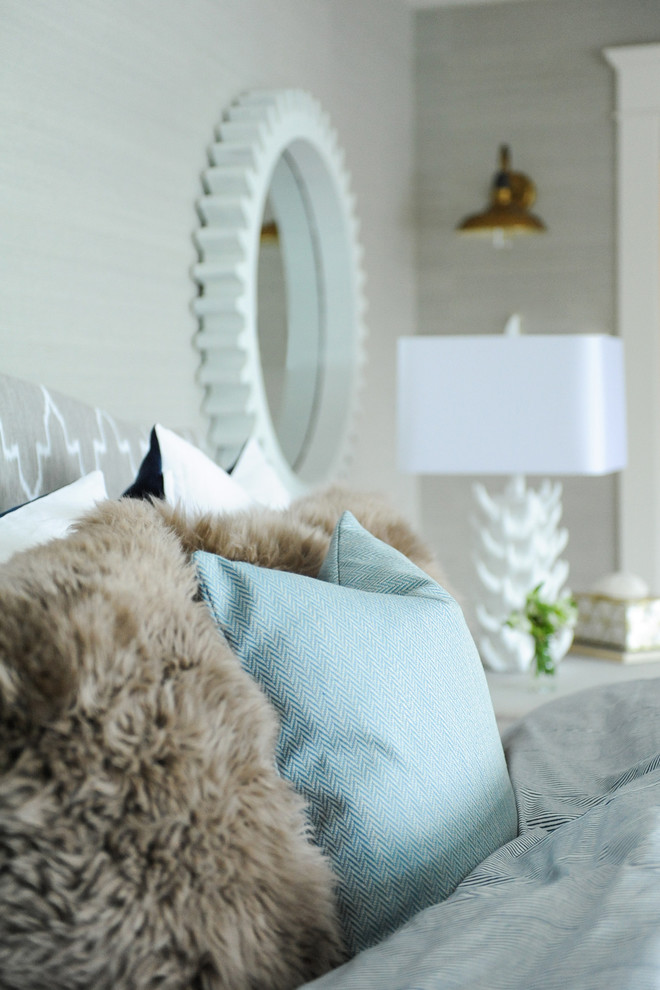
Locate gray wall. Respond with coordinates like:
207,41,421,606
0,0,418,515
414,0,660,624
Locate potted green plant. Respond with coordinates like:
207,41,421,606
506,584,577,678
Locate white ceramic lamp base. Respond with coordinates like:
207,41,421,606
472,475,573,672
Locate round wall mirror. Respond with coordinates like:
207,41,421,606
193,89,367,496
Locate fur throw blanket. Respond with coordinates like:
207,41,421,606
0,488,443,990
157,484,446,585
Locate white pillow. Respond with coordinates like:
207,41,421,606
155,425,254,515
0,471,108,565
231,438,291,509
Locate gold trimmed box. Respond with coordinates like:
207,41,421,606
574,591,660,660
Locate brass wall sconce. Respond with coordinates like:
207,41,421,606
260,220,279,243
456,145,546,247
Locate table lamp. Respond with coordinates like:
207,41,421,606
397,323,627,671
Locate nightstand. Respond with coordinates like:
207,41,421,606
485,653,660,732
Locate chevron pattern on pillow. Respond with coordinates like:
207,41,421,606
194,512,517,956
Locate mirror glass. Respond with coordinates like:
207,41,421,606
256,206,287,434
256,154,323,471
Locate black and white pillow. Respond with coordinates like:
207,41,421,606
125,425,290,513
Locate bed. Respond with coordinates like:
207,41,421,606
1,370,659,990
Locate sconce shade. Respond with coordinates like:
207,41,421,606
456,146,546,238
397,334,626,477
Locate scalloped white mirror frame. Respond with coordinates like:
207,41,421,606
193,89,367,496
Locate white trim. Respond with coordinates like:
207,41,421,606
192,89,366,496
604,45,660,592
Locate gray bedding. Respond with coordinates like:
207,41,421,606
301,679,660,990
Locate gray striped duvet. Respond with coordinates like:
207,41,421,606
302,678,660,990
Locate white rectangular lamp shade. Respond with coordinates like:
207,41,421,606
397,335,627,476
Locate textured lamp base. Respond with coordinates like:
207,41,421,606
473,475,572,672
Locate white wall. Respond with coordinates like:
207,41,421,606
0,0,418,515
414,0,660,620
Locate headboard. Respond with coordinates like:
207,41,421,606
0,372,150,512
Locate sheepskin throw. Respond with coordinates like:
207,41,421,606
156,484,449,590
0,498,342,990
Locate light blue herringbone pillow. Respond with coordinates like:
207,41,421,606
194,512,517,956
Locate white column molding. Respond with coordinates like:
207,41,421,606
604,44,660,592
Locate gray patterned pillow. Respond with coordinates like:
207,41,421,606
0,373,149,512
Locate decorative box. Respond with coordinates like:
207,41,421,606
574,591,660,662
